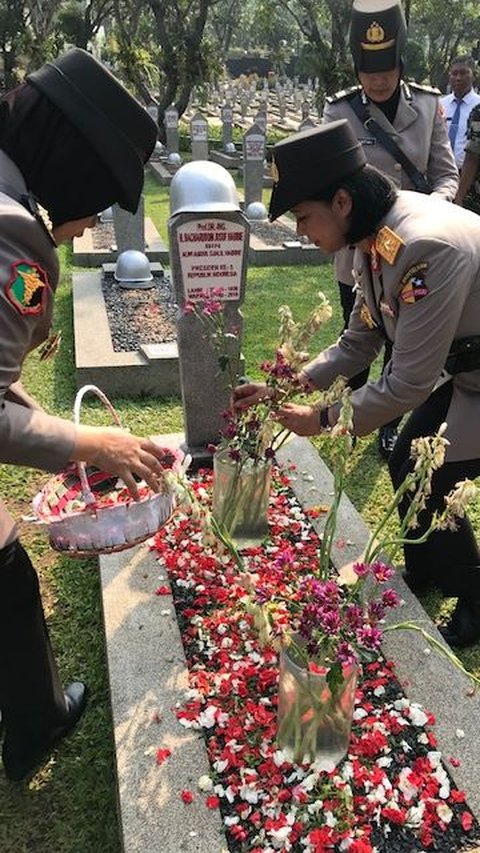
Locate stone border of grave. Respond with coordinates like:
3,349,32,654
73,217,169,267
99,433,480,853
73,267,180,397
148,163,324,267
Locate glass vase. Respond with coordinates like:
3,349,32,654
212,451,272,549
277,641,357,770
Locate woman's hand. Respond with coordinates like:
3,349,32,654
232,382,272,411
275,402,321,437
72,426,172,499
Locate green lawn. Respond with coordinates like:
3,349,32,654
1,178,479,850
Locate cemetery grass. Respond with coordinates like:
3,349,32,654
1,248,479,850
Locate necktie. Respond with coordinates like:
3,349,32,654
448,98,463,148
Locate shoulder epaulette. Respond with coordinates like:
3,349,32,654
325,84,361,105
406,80,441,97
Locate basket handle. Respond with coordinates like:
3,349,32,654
73,385,123,506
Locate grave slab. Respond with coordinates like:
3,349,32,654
73,217,169,267
100,433,480,853
73,269,180,397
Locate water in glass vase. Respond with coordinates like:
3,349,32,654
212,451,272,548
277,642,357,770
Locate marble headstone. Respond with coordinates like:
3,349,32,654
168,169,250,458
164,105,179,155
190,112,209,160
242,123,266,208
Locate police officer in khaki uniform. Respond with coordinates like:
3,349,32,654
0,49,169,781
323,0,459,459
235,119,480,649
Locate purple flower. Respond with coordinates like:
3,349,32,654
371,561,395,583
228,448,241,462
344,603,364,629
274,546,295,569
319,607,341,634
353,562,369,578
368,600,386,622
356,625,383,651
382,588,401,609
336,641,358,666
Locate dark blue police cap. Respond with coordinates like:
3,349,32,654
269,120,366,222
349,0,407,73
28,48,157,214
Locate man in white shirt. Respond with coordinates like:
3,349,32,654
441,55,480,169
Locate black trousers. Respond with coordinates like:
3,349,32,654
339,281,401,430
388,381,480,597
0,540,68,749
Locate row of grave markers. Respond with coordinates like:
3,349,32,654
155,105,317,158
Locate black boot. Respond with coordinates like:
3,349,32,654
2,681,87,782
378,425,399,460
439,598,480,648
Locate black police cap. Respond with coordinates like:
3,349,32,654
28,48,157,214
349,0,407,73
269,120,366,222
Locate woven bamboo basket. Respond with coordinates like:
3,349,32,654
32,385,178,556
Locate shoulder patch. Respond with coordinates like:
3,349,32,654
5,260,48,316
375,226,405,264
407,80,441,96
325,84,360,105
399,262,429,303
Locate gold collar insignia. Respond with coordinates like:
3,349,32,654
375,226,404,264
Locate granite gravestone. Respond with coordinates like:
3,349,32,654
221,104,233,151
254,110,267,134
147,102,159,125
301,99,311,121
168,162,249,460
190,112,209,160
242,123,266,208
164,106,179,155
112,196,145,253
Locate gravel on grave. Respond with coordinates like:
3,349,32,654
91,219,309,251
249,219,311,246
101,271,177,352
92,221,115,251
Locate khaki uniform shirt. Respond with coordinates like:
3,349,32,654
304,191,480,463
0,151,76,547
323,82,459,285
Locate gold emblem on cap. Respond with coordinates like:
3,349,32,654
375,226,404,264
366,21,385,43
362,20,395,51
271,159,279,183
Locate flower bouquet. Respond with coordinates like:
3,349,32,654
245,395,479,770
186,287,333,547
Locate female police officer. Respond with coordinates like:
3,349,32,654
0,48,165,781
235,119,480,650
323,0,458,459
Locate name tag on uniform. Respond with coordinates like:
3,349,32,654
359,137,376,145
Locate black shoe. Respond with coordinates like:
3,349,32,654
439,598,480,648
2,681,87,782
378,425,399,461
402,570,432,595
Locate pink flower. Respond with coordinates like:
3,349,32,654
371,561,395,582
353,561,369,578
